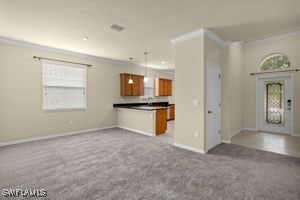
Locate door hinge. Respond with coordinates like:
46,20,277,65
218,130,221,134
218,74,221,79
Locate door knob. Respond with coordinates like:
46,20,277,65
208,110,213,113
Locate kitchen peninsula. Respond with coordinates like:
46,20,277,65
113,102,168,136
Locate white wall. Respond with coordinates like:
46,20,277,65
173,34,245,152
243,33,300,135
117,108,155,136
0,41,174,142
204,36,244,142
221,42,244,140
174,35,205,151
203,35,222,146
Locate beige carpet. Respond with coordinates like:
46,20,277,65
0,128,300,200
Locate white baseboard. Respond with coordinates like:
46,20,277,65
220,128,242,144
174,142,206,154
243,127,257,131
117,125,154,137
221,139,231,144
230,128,243,138
0,125,117,147
244,128,299,136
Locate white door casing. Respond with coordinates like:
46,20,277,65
206,63,221,151
256,75,293,135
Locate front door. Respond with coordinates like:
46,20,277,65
206,64,221,151
257,75,293,134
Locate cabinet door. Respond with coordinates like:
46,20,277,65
170,105,175,120
155,78,172,96
138,76,144,96
156,109,167,135
154,78,159,96
163,79,172,96
159,79,165,96
131,75,139,96
121,74,132,96
168,80,172,96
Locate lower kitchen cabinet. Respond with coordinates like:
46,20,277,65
170,104,175,120
156,109,167,135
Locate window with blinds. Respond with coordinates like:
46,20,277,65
42,61,87,111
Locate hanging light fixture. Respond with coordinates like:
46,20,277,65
128,57,133,84
144,52,148,82
128,75,133,84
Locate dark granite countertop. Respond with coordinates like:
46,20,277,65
113,102,169,111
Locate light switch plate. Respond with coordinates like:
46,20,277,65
193,99,199,106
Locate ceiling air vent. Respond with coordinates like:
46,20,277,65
110,24,125,32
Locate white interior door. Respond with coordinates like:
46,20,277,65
206,64,221,151
257,75,293,134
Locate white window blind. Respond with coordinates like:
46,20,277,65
42,61,87,111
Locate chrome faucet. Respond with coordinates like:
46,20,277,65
147,97,153,106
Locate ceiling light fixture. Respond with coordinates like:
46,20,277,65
161,61,166,64
128,57,133,84
144,52,148,82
82,37,89,40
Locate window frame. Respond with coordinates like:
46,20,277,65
259,53,290,72
42,60,87,112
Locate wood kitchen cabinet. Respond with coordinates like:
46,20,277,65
156,109,167,135
154,78,172,96
120,73,144,96
169,104,175,120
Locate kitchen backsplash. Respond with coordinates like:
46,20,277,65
118,96,174,104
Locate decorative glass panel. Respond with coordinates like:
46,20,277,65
264,81,283,125
260,54,290,71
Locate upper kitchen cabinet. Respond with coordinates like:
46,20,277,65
120,73,144,96
154,78,172,96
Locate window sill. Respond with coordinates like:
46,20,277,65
42,108,87,112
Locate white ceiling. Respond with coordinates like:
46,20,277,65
1,0,300,70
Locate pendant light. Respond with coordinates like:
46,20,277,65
128,75,133,84
144,52,148,82
128,57,133,84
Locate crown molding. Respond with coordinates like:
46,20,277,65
171,29,205,44
222,40,233,46
171,28,230,46
203,28,228,46
244,30,300,46
171,28,300,47
0,36,174,75
0,36,132,66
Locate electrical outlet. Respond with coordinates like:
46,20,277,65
194,131,199,138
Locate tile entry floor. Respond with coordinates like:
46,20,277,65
158,121,300,158
231,130,300,158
